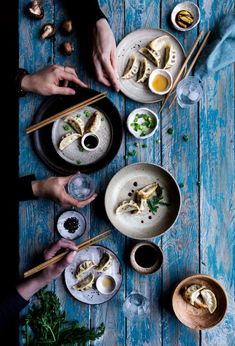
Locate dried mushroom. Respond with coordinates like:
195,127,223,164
40,23,55,40
27,0,44,20
60,19,73,34
60,41,74,56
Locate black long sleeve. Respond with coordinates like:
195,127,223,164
17,174,37,201
0,289,28,331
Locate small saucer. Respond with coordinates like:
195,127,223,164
96,275,116,295
56,209,86,240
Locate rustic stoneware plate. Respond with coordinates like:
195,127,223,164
172,274,228,330
117,28,186,103
64,245,122,304
105,163,181,239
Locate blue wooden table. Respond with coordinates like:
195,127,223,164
19,1,235,345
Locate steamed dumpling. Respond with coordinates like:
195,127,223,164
59,132,80,151
135,193,147,211
116,200,140,215
95,252,113,273
148,35,171,52
164,45,176,69
139,47,161,67
200,289,217,314
137,182,158,200
73,273,95,291
184,284,206,306
137,58,151,83
122,54,139,79
76,260,96,279
85,111,101,133
64,116,85,135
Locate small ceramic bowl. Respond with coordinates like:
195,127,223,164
172,274,228,330
127,107,159,140
148,69,173,96
56,209,86,240
130,241,163,274
81,132,100,151
96,274,116,295
171,2,200,32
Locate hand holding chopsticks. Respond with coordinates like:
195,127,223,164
24,230,112,278
26,91,107,134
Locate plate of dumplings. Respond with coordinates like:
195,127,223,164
117,28,186,103
64,245,122,304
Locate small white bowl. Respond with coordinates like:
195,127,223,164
96,275,116,295
127,107,159,140
171,2,200,32
81,132,100,151
148,69,173,96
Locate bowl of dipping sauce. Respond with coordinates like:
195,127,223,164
81,132,100,151
130,241,163,274
148,69,173,95
171,2,200,32
96,274,116,295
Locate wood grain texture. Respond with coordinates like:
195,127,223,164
18,0,235,345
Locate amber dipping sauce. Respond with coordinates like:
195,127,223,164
151,74,169,92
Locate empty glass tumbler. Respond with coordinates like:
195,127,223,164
176,76,203,108
123,292,150,320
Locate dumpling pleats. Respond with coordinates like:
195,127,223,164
122,54,139,79
59,132,80,151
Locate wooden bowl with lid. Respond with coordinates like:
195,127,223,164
172,274,227,330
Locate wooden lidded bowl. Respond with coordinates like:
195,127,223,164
172,274,227,330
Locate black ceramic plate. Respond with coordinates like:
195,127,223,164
32,88,123,175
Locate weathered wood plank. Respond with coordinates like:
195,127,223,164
199,1,235,345
161,1,200,345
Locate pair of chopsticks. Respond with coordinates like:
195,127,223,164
26,91,107,134
24,230,111,278
159,31,211,113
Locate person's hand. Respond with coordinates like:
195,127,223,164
21,64,87,96
92,18,120,91
32,175,97,208
17,239,77,301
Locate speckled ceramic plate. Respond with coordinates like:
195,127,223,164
64,245,122,304
117,28,186,103
105,163,181,239
52,105,112,166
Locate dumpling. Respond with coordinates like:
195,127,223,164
137,182,158,200
95,252,113,273
148,35,171,52
135,193,147,211
59,132,80,151
164,45,176,69
122,54,139,79
137,58,151,83
73,273,95,291
116,200,140,215
184,284,206,306
85,111,101,133
200,289,217,314
75,260,96,279
139,47,161,67
64,116,85,135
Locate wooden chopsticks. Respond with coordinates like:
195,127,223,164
26,92,107,134
168,31,211,110
24,230,112,278
159,31,204,114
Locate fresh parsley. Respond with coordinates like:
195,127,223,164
147,185,170,215
63,125,71,131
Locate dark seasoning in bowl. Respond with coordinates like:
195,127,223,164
57,209,86,240
64,217,80,233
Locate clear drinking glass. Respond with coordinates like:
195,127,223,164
123,292,150,320
67,173,96,201
176,76,203,108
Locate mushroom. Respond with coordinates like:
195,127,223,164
27,0,44,20
60,19,73,35
40,24,55,40
60,42,74,55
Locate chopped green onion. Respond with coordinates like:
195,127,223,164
128,150,137,157
134,142,140,147
167,128,173,135
76,161,82,165
183,134,189,141
179,183,184,188
142,143,147,148
84,110,91,117
156,138,161,144
63,125,71,131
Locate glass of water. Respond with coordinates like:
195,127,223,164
123,291,150,320
67,173,96,201
176,76,203,108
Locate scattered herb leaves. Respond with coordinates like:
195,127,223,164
167,128,173,135
142,143,147,148
156,138,161,144
128,150,137,157
76,160,82,165
84,110,91,118
63,125,71,131
134,142,140,147
147,185,169,215
179,183,184,188
183,134,189,142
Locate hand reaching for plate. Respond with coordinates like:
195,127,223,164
21,64,87,96
31,175,97,208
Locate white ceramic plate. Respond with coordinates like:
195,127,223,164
64,246,122,304
105,163,181,239
52,106,112,166
117,28,186,103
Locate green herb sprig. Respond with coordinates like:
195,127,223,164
147,185,170,215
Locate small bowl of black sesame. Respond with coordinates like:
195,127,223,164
56,209,86,240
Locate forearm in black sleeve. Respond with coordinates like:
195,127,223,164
18,174,37,201
0,289,28,331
